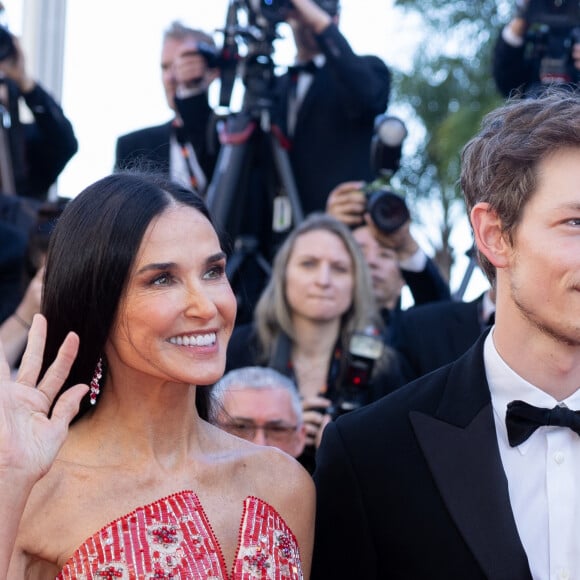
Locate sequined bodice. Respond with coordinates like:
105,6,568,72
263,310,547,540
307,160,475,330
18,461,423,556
56,490,303,579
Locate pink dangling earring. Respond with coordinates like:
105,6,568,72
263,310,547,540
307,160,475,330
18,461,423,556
90,358,103,405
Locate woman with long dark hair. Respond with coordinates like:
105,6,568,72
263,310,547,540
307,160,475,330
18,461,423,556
0,172,314,579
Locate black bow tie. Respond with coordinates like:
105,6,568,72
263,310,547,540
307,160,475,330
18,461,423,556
288,61,318,77
505,400,580,447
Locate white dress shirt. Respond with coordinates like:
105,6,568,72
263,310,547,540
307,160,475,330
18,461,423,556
485,332,580,580
287,54,326,136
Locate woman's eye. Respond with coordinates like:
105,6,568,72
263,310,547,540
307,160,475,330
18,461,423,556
332,263,350,273
204,264,226,280
151,273,171,286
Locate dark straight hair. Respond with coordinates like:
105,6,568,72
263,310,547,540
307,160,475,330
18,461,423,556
41,172,214,421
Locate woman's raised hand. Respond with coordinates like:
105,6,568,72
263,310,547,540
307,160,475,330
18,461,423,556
0,314,88,483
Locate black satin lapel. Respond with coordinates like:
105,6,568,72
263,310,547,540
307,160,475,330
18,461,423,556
411,405,532,580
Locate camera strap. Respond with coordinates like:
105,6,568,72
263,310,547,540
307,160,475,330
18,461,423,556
171,121,207,194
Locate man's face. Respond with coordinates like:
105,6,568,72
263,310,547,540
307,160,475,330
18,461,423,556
218,387,306,458
500,147,580,347
353,226,405,309
161,36,209,111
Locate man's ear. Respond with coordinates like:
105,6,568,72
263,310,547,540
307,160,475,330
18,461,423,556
470,202,511,270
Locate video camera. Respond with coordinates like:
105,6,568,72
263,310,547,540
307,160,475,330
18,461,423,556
527,0,580,28
523,0,580,85
216,0,340,110
245,0,340,25
362,114,410,234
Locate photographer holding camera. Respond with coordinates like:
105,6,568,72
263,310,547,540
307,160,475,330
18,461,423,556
275,0,391,215
493,0,580,97
0,24,77,324
326,180,450,329
115,21,220,194
0,33,77,202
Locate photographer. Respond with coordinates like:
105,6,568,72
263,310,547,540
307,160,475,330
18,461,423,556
115,22,220,194
275,0,391,215
225,213,406,473
326,180,450,330
0,35,77,201
493,0,580,97
0,31,77,324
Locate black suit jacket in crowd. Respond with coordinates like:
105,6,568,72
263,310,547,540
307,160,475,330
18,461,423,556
392,293,485,381
0,220,27,322
493,33,538,98
274,24,391,216
312,332,532,579
3,81,78,200
114,92,218,185
115,121,173,175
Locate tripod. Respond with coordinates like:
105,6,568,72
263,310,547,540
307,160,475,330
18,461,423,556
205,32,305,324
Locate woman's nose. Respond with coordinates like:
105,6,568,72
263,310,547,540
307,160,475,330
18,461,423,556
184,285,218,319
316,263,331,285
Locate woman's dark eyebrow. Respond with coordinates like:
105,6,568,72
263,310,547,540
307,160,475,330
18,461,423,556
135,252,227,276
136,262,175,275
207,251,227,264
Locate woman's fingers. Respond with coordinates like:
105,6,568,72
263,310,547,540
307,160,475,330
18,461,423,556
0,337,10,383
16,314,47,388
17,314,81,407
51,383,89,429
36,332,80,403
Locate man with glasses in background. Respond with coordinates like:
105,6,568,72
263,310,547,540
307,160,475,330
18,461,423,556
211,366,307,459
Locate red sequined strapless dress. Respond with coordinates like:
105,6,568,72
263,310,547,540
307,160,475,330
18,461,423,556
56,490,303,579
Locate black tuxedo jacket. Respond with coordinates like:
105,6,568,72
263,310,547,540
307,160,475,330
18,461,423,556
312,333,532,579
392,294,484,380
274,24,391,216
115,121,172,175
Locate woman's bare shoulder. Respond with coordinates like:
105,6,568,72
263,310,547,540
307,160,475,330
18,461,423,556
202,423,313,504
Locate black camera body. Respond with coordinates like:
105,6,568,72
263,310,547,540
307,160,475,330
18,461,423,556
0,25,15,62
363,181,410,235
525,0,580,85
527,0,580,28
246,0,340,24
362,114,410,234
327,328,384,419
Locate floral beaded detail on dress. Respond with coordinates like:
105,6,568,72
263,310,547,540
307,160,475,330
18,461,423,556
56,491,303,580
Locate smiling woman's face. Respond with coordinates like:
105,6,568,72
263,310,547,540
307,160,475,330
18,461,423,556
105,205,237,387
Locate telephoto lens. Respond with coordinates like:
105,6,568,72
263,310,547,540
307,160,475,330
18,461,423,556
365,186,410,234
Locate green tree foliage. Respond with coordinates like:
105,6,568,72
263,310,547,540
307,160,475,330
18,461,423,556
390,0,510,281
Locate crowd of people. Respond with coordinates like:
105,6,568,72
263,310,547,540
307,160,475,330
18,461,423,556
2,0,580,577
